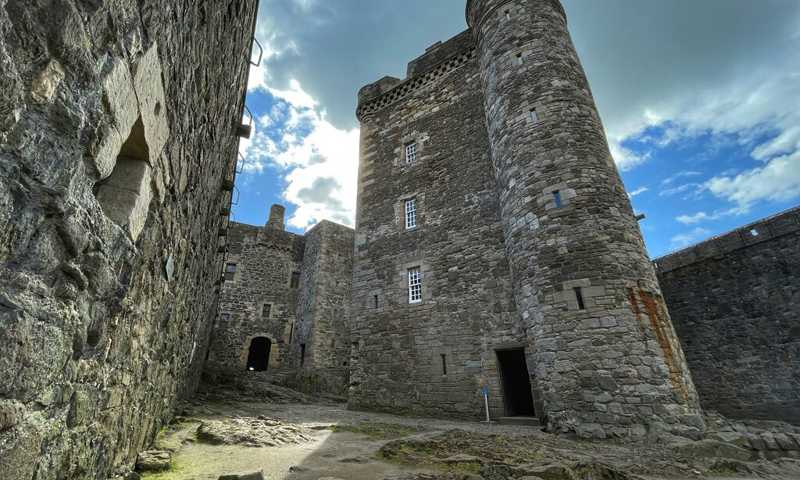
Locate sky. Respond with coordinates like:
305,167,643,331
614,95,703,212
235,0,800,258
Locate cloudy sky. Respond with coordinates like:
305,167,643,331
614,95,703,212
235,0,800,258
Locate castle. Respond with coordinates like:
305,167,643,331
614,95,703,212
206,204,353,395
1,0,798,478
349,0,703,437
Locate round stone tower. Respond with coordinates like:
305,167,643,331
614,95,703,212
467,0,703,437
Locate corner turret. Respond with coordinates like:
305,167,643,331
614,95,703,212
266,204,285,230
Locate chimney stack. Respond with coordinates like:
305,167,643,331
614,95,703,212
267,204,285,230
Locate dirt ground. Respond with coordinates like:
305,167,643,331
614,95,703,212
138,392,800,480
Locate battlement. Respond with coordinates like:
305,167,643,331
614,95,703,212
356,29,475,120
654,206,800,273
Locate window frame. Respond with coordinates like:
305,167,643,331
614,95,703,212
290,271,301,289
404,198,417,230
224,263,237,281
405,142,418,164
262,303,272,319
408,267,423,304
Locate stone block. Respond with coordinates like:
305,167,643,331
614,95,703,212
133,43,170,164
135,450,171,472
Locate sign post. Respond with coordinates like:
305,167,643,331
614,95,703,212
482,385,490,423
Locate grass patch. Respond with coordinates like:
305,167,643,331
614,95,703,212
331,422,424,440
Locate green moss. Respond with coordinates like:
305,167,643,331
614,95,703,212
331,422,424,440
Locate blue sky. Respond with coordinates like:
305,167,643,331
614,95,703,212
235,0,800,258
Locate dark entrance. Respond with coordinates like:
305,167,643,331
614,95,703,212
246,337,271,372
497,348,535,416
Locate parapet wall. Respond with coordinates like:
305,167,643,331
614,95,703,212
656,206,800,423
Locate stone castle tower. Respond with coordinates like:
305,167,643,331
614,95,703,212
351,0,704,437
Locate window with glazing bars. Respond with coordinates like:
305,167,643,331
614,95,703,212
408,267,423,303
224,263,237,281
262,303,271,319
405,198,417,229
405,142,417,164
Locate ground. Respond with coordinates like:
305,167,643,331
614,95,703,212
135,385,800,480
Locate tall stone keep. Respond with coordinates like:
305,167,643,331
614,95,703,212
466,0,703,434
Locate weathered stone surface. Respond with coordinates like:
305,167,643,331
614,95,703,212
351,0,703,436
135,450,171,472
218,471,265,480
655,207,800,425
206,205,353,396
0,0,258,478
196,416,312,447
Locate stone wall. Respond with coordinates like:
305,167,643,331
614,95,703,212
205,207,354,397
292,220,354,395
205,215,305,379
0,0,257,478
656,207,800,424
352,31,523,420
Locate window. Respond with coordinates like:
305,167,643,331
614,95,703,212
408,267,423,304
505,9,511,20
552,190,563,208
224,263,237,281
574,287,585,310
515,53,523,65
405,142,417,164
750,228,759,237
262,303,272,319
528,108,539,123
441,354,447,376
300,344,306,367
373,294,379,309
405,198,417,229
290,271,300,289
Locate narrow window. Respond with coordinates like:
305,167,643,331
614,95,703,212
574,287,586,310
224,263,237,281
290,271,301,289
552,190,563,208
441,354,447,375
528,108,540,123
750,228,759,237
408,267,423,304
373,294,379,309
505,9,511,20
515,53,523,65
405,142,417,164
405,198,417,229
300,344,306,367
262,303,271,319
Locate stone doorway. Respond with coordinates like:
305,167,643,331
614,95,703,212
496,348,535,417
246,337,271,372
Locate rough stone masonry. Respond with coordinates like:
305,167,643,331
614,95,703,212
0,0,257,478
351,0,705,438
655,207,800,425
205,204,353,396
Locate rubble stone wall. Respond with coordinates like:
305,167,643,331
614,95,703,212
291,220,354,396
352,31,523,420
206,220,305,378
656,207,800,424
0,0,257,478
206,209,354,397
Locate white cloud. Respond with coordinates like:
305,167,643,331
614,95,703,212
241,76,359,230
661,171,702,186
628,186,648,198
705,151,800,212
670,227,711,250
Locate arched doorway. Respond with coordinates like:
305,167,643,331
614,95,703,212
246,337,271,372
